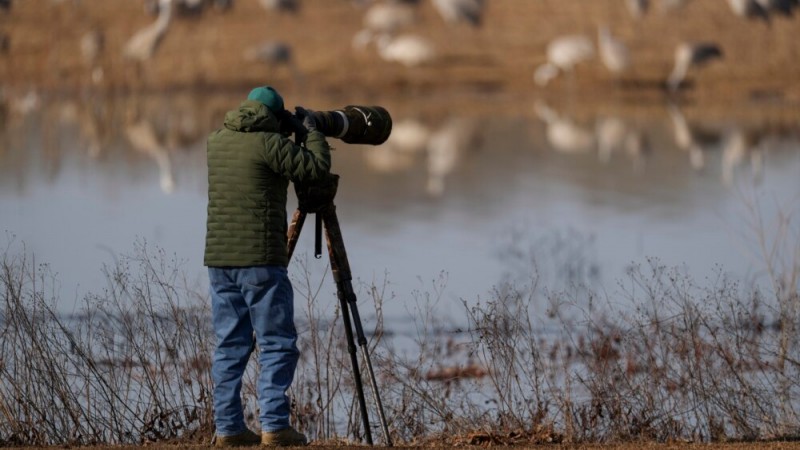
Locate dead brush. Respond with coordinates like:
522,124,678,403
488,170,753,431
0,192,797,446
376,272,485,444
449,207,800,444
555,258,796,442
0,237,215,446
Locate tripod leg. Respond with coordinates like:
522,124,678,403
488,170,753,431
287,209,307,261
339,281,393,446
322,205,393,446
339,293,374,445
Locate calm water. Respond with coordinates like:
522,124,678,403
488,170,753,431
1,91,798,322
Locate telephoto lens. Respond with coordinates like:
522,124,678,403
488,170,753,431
311,106,392,146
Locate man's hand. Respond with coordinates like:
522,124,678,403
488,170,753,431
295,106,317,132
277,109,308,144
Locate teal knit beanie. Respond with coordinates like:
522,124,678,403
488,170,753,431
247,86,284,113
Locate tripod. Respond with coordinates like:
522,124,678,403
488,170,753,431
287,174,392,446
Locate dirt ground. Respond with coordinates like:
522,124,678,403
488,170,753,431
1,0,799,112
11,443,800,449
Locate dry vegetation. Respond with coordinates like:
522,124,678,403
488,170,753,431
1,188,798,447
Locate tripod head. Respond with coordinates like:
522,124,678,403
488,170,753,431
294,173,340,258
294,173,339,213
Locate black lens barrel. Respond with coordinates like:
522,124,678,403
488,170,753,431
309,106,392,146
311,110,347,139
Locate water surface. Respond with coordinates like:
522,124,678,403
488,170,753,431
1,93,798,323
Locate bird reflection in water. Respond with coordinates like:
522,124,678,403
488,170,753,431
721,127,766,187
124,120,176,194
534,100,649,171
533,100,595,154
666,102,724,171
666,102,776,187
363,118,431,173
595,116,650,173
362,116,479,197
425,117,479,197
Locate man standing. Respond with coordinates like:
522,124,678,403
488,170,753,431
204,86,331,447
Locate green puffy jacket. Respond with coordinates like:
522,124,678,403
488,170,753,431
204,100,331,267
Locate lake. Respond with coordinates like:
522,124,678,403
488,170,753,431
1,91,798,324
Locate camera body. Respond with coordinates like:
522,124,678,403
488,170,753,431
281,105,392,146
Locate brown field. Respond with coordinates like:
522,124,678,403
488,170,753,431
1,0,799,109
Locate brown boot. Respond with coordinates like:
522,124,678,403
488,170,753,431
261,427,308,446
214,428,262,447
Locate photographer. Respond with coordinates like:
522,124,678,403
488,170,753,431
204,86,330,447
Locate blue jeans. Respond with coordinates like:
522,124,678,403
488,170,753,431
208,265,299,435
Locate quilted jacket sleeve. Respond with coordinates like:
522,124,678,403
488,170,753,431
261,131,332,182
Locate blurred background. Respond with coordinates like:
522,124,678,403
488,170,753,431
0,0,799,318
